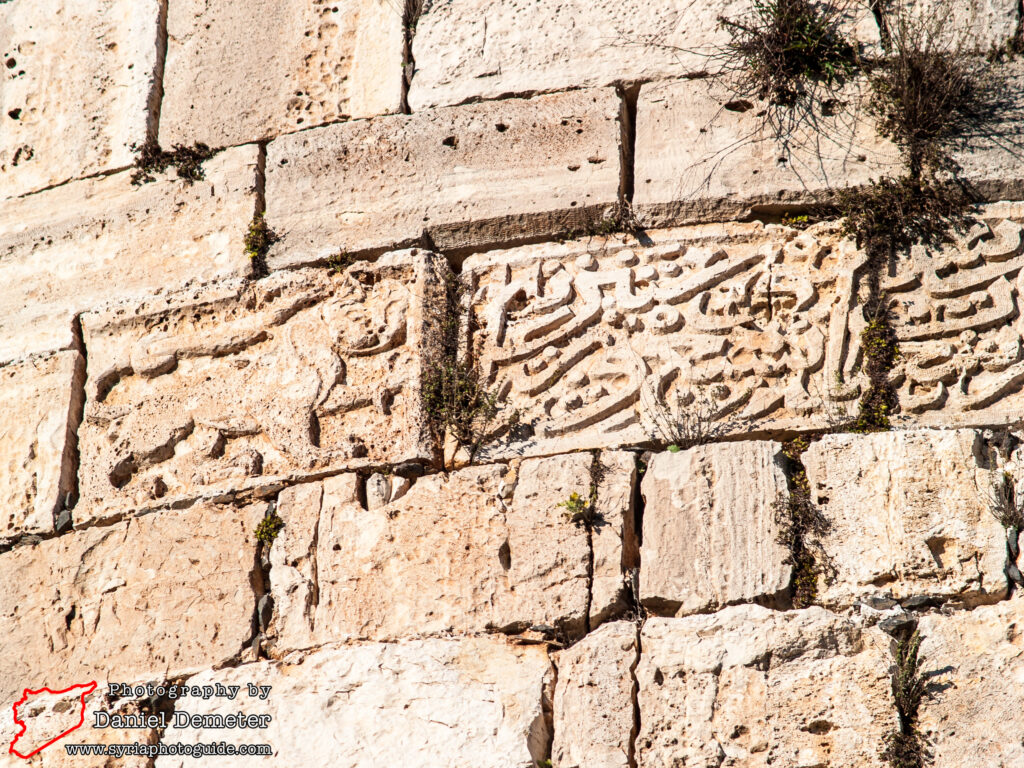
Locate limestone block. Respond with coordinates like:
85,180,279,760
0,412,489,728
0,502,262,708
916,598,1024,767
264,88,625,269
76,252,446,525
0,0,159,198
803,429,1007,607
160,0,404,149
633,78,902,228
0,145,259,366
408,0,879,110
0,352,83,545
640,442,791,616
463,221,869,458
0,683,156,767
153,638,554,768
636,606,896,768
271,451,635,648
552,621,637,768
884,0,1021,52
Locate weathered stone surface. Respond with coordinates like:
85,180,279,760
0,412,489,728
641,442,791,616
884,0,1021,52
270,452,635,647
917,598,1024,767
77,252,445,525
408,0,879,110
154,638,553,768
0,145,259,365
0,0,159,198
160,0,404,149
552,621,637,768
0,502,261,708
633,78,902,227
637,606,896,768
804,429,1007,607
0,352,83,545
0,683,156,767
265,88,625,268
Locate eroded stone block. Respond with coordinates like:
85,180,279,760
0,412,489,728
160,0,404,149
917,598,1024,767
0,352,83,545
803,429,1007,607
269,451,636,648
0,502,262,708
0,145,259,365
640,442,791,616
77,252,446,525
552,621,637,768
265,88,624,268
637,606,896,768
0,0,160,198
408,0,879,110
153,638,553,768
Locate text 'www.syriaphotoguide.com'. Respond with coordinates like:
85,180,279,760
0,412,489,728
64,742,272,758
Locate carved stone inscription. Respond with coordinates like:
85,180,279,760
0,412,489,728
77,251,445,523
465,204,1024,456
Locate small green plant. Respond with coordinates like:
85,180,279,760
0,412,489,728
717,0,859,107
781,212,811,228
254,508,284,545
990,471,1024,530
327,252,357,273
558,490,598,526
244,213,278,267
131,138,214,185
881,629,930,768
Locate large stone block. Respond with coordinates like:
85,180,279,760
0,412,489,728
0,0,160,198
153,639,553,768
0,145,259,366
636,606,896,768
408,0,879,110
0,352,83,546
77,252,446,525
803,429,1007,608
633,78,902,228
640,442,791,616
552,621,637,768
0,683,156,767
269,451,636,648
916,598,1024,767
0,502,262,709
159,0,404,149
264,88,625,269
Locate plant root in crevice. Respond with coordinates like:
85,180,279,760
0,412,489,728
880,627,932,768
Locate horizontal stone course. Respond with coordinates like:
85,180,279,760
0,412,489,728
0,0,159,199
159,0,404,149
264,88,625,269
0,501,262,709
76,252,446,526
152,638,553,768
0,351,83,546
0,145,259,366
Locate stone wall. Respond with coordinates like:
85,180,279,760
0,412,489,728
2,1,1024,766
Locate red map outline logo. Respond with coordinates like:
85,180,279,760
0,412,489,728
8,681,98,759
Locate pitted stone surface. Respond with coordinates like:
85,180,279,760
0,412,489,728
408,0,879,110
160,0,404,149
552,621,637,768
153,639,553,768
636,606,896,768
270,452,635,648
916,598,1024,767
640,442,791,616
0,0,159,198
264,88,624,268
0,352,83,546
0,502,262,708
0,145,259,365
77,252,446,525
803,429,1007,607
